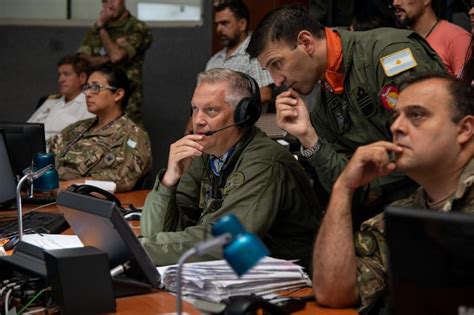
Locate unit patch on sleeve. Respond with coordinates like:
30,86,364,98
379,84,399,111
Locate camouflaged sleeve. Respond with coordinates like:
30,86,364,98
355,213,389,307
77,28,95,55
120,21,152,61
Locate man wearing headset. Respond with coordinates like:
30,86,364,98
140,68,321,269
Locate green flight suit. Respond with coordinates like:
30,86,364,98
48,115,152,192
78,13,152,124
307,28,446,223
140,127,322,270
354,158,474,307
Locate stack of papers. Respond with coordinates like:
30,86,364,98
157,257,311,302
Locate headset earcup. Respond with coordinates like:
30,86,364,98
234,97,261,127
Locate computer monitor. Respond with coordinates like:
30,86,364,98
56,190,161,296
385,206,474,315
0,122,46,177
0,130,17,209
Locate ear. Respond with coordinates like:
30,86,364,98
238,18,247,33
296,30,316,55
114,88,125,104
79,72,88,85
457,115,474,146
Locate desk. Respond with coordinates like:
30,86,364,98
20,188,356,315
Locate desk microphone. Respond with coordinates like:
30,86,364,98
204,118,249,136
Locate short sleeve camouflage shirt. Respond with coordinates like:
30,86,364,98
355,159,474,307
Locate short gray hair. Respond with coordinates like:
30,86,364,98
196,68,252,108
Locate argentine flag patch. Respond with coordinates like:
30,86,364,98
380,48,417,77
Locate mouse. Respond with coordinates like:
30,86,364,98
3,236,19,251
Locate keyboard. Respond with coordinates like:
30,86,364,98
0,211,69,238
21,194,56,205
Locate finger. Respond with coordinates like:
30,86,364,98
276,96,298,107
277,108,298,121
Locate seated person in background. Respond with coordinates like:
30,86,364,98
48,65,151,192
140,68,322,270
28,54,95,140
312,72,474,309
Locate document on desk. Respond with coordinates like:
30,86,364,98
157,257,311,302
22,234,84,250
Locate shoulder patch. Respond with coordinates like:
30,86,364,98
379,84,399,111
223,172,245,195
380,48,417,77
47,94,62,100
127,138,137,149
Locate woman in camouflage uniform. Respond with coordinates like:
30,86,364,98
48,65,151,192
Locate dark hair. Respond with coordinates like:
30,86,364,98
399,72,474,123
89,65,131,109
246,5,324,59
461,39,474,87
214,0,249,29
58,54,90,76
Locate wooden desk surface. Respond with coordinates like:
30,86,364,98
18,186,356,315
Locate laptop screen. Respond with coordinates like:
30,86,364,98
385,206,474,315
0,130,17,208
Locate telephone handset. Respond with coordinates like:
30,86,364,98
67,184,122,209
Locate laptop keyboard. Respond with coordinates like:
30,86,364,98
0,211,69,238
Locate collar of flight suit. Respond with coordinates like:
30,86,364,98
323,28,345,94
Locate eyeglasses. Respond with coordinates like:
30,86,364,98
82,83,118,95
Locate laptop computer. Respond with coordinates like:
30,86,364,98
385,206,474,315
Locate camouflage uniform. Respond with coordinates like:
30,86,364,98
47,115,152,192
354,159,474,307
78,13,152,124
140,126,322,269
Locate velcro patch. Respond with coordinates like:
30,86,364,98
380,48,417,77
127,138,137,149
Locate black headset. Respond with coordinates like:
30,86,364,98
233,72,262,128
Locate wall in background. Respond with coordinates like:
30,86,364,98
0,1,213,181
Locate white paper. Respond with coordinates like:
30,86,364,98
157,256,311,302
84,179,117,193
22,234,84,250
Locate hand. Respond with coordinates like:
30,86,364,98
335,141,403,193
275,89,318,148
96,7,113,28
161,135,204,187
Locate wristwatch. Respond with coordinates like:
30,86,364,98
300,138,322,158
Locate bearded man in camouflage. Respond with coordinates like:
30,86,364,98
78,0,152,124
312,73,474,310
48,65,151,192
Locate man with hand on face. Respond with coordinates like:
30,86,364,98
312,73,474,310
78,0,152,124
140,68,321,269
247,5,446,224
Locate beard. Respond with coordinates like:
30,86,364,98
219,34,240,48
397,12,417,29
